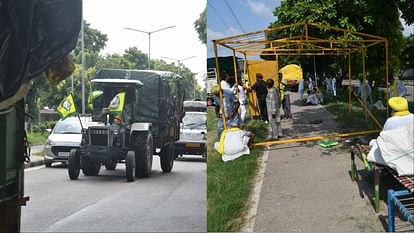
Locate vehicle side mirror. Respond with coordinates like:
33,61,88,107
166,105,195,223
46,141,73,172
45,128,52,134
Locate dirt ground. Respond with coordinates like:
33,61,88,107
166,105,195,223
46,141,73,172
251,93,413,232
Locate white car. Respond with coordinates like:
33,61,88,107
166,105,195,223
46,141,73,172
44,116,95,167
175,111,207,159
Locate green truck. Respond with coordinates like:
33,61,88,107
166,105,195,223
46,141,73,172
68,69,183,181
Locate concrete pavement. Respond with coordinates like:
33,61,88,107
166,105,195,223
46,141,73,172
252,93,386,232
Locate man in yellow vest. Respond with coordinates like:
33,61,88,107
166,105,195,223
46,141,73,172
389,75,407,97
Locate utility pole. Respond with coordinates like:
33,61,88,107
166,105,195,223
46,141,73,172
124,25,176,70
81,15,85,114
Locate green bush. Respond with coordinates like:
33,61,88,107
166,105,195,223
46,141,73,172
31,120,57,134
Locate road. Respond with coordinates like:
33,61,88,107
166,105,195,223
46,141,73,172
21,156,206,232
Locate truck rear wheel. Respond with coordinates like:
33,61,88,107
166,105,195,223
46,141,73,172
134,132,153,178
81,157,101,176
160,142,174,173
126,151,135,182
68,149,80,180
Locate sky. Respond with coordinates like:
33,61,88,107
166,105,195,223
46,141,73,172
83,0,206,86
207,0,413,58
207,0,281,58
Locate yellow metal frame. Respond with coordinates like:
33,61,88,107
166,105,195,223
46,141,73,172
212,22,389,147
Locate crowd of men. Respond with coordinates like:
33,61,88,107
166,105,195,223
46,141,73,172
212,70,409,142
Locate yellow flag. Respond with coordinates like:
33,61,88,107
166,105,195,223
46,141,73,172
109,92,125,114
87,83,93,111
57,93,77,120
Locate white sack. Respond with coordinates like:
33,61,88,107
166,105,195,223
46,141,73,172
214,129,251,162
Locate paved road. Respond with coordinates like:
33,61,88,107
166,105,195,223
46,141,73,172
21,156,206,232
404,85,413,102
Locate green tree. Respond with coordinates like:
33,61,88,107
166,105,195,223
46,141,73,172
399,0,414,25
73,21,108,55
400,35,414,73
123,47,148,70
97,53,134,70
152,59,198,100
270,0,404,82
194,7,207,44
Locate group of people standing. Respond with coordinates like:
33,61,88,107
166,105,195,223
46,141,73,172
212,71,296,141
250,73,293,140
355,74,407,109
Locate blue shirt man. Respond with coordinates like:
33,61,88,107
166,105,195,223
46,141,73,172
212,86,240,140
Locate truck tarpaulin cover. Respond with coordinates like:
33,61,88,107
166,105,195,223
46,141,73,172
0,0,82,102
93,69,183,137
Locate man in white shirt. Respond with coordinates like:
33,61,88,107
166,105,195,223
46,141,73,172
233,81,247,124
331,75,337,96
220,72,231,90
298,78,305,102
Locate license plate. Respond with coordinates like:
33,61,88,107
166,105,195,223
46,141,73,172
58,152,70,157
186,143,200,148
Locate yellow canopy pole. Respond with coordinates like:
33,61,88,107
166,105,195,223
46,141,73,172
276,54,279,86
253,129,381,147
243,53,248,84
348,53,352,114
352,92,383,129
385,40,389,118
233,49,239,97
362,50,367,120
213,41,227,130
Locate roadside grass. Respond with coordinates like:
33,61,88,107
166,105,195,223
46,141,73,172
322,88,388,131
33,148,44,157
27,132,48,145
207,107,267,232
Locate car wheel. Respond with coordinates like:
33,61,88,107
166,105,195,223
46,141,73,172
104,160,117,170
125,151,135,182
68,149,80,180
44,160,52,167
134,132,153,178
160,141,174,173
81,157,101,176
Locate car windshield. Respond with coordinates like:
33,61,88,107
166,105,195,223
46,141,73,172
52,118,82,134
182,113,206,129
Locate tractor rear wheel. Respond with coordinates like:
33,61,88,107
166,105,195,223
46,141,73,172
134,132,153,178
